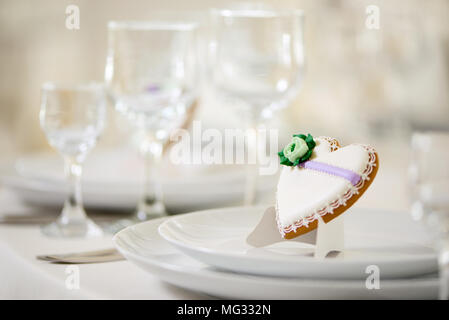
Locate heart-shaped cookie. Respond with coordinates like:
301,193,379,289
276,136,379,239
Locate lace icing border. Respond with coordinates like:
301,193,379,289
276,144,377,238
319,136,340,152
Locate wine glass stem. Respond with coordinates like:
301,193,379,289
144,143,162,203
244,117,260,206
61,156,86,223
439,244,449,300
137,136,165,220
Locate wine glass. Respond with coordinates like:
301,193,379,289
208,9,305,205
105,21,198,227
39,82,106,238
409,131,449,299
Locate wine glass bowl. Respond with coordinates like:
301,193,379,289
209,9,305,119
106,21,197,133
39,82,106,238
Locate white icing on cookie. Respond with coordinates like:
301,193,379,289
276,141,376,235
310,136,338,158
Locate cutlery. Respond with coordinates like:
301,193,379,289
37,248,124,264
0,214,128,226
0,214,56,225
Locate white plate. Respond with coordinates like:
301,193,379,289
0,150,276,212
158,206,438,279
114,217,438,299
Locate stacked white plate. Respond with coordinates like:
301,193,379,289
114,206,439,299
0,150,276,213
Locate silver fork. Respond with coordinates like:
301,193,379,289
37,248,124,264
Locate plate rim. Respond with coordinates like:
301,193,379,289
113,216,439,291
157,205,437,266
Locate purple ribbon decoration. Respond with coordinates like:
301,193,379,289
299,161,361,186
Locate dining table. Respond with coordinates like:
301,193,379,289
0,140,420,299
0,189,210,299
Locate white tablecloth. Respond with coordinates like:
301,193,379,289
0,189,208,299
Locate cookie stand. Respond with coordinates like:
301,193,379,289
246,206,344,259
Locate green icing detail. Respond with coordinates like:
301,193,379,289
283,137,309,163
278,133,316,167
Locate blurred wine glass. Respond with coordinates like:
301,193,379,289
39,82,106,238
105,21,198,228
409,131,449,300
208,9,305,205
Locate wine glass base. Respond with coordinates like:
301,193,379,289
41,218,103,238
105,202,168,234
136,201,167,221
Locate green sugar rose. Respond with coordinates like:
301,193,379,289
283,136,309,163
278,133,316,167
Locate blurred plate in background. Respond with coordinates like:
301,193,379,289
0,149,277,213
